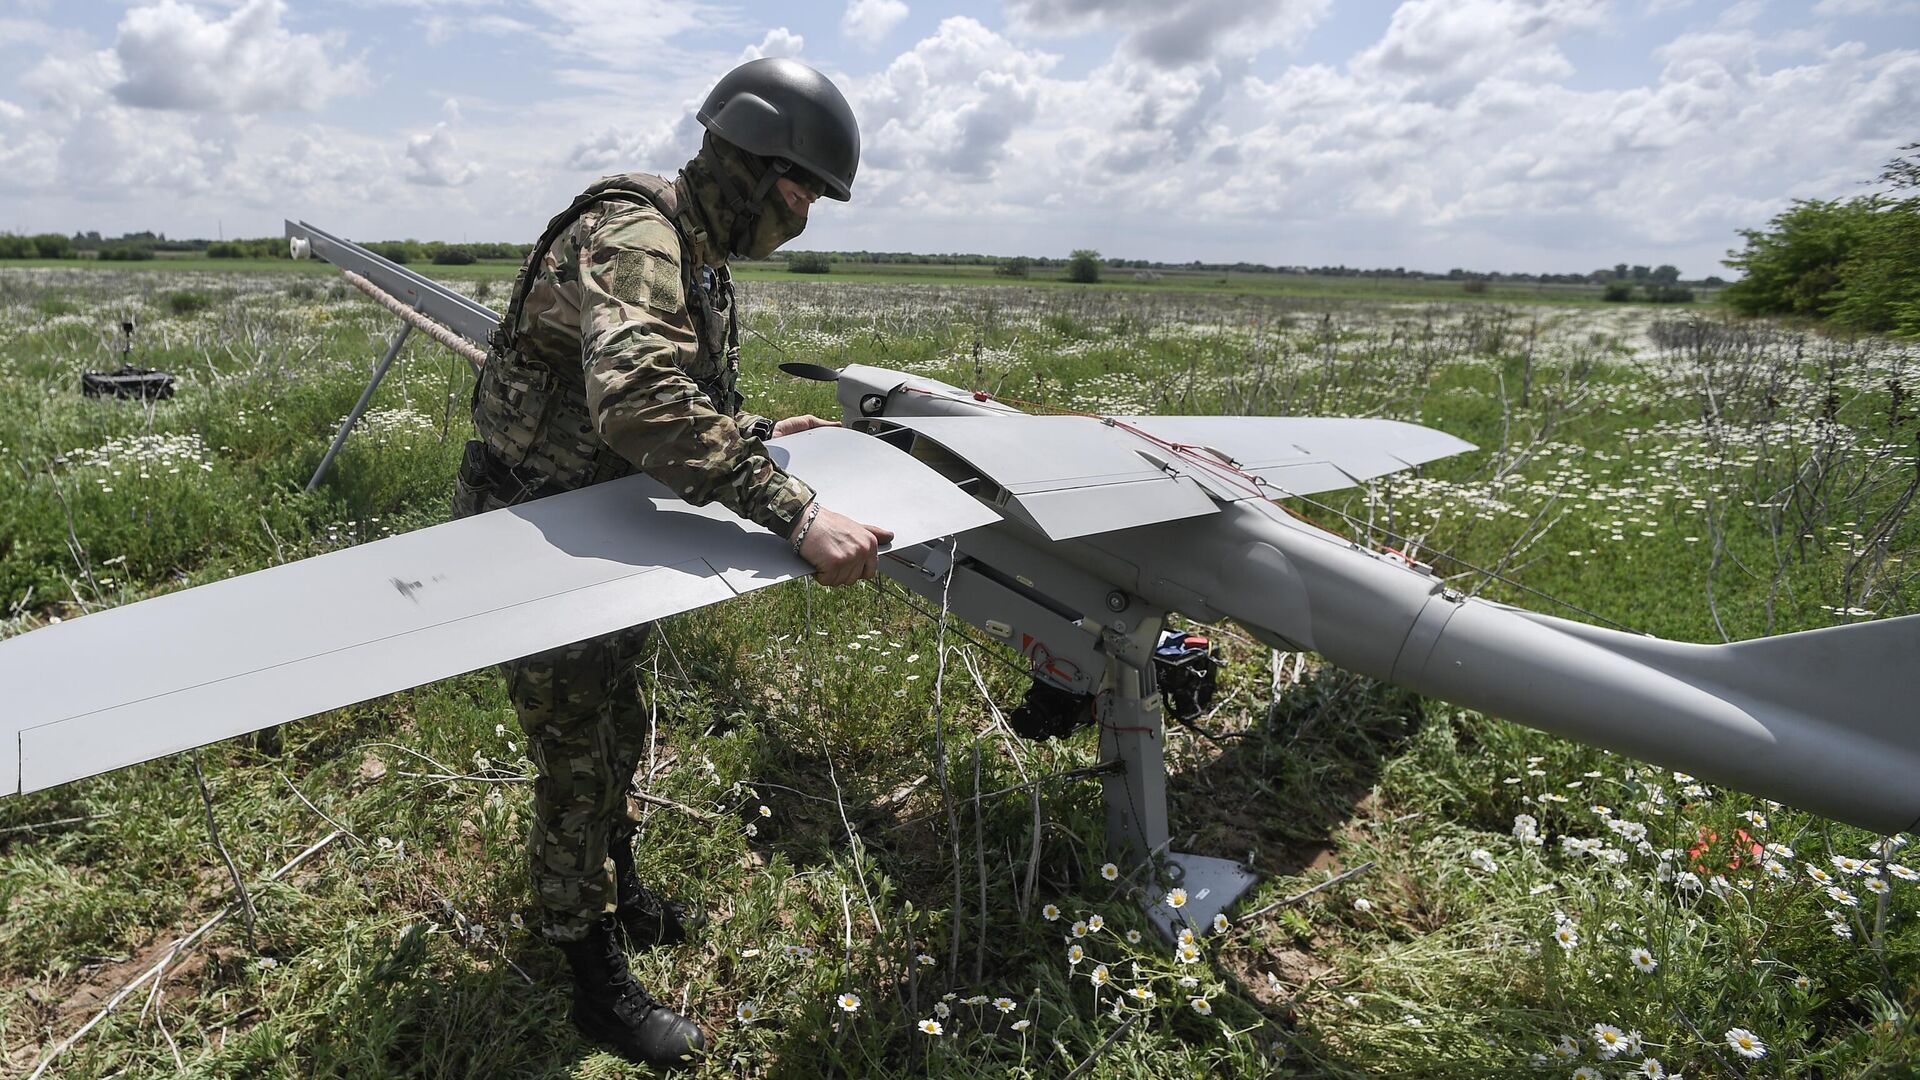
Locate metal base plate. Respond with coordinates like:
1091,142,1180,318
1142,852,1260,945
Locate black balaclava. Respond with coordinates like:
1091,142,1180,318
679,133,807,264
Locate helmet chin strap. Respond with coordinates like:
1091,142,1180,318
722,162,783,258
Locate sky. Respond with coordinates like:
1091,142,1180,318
0,1,1915,277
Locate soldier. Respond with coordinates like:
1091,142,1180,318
452,58,888,1069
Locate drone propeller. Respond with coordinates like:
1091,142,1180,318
779,361,841,382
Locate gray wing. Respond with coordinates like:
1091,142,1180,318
880,414,1475,541
0,427,997,796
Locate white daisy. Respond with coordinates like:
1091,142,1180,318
736,1001,761,1024
1165,888,1189,909
1190,996,1213,1015
1630,947,1658,973
1042,903,1062,922
918,1018,944,1036
1101,862,1120,881
837,992,861,1013
1725,1027,1766,1059
1593,1023,1629,1059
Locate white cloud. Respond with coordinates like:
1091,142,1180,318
842,0,909,47
407,97,475,187
1006,0,1326,67
852,17,1057,182
740,26,805,61
1352,0,1607,104
108,0,368,113
1813,0,1920,13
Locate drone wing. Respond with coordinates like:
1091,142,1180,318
0,427,996,797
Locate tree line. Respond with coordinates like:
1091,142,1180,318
1722,143,1919,335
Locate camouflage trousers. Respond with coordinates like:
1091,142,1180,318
454,441,655,944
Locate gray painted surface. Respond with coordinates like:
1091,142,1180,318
1,428,997,796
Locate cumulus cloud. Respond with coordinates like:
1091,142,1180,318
406,98,475,187
842,0,909,47
108,0,368,113
740,26,805,61
1006,0,1326,67
852,17,1056,181
1352,0,1606,103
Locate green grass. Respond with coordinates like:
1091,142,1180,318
0,266,1914,1078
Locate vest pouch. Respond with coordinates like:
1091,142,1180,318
473,349,556,465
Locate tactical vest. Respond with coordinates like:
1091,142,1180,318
470,172,742,494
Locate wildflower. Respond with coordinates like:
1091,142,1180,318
1529,883,1557,895
934,1001,951,1019
1766,842,1795,859
1353,897,1373,913
1190,997,1213,1015
783,944,814,960
1554,924,1580,951
1637,1058,1666,1078
1513,814,1542,845
736,1001,761,1024
1865,877,1890,896
1724,1027,1766,1059
1762,859,1788,880
1827,885,1860,907
917,952,936,967
745,823,758,838
1573,1068,1602,1080
1042,903,1062,921
1210,913,1230,935
918,1018,944,1036
1793,974,1811,991
1165,888,1188,909
758,804,772,818
1630,947,1658,973
494,723,506,737
1127,987,1154,1002
1805,864,1834,885
1101,862,1120,881
1593,1023,1629,1058
1182,976,1201,988
1071,920,1088,939
993,997,1015,1013
1552,1034,1580,1058
1178,943,1200,964
838,992,861,1013
964,995,988,1007
1468,848,1498,872
1741,810,1768,829
1090,964,1110,987
1067,944,1085,966
1012,1018,1031,1032
1125,929,1142,944
1086,914,1105,933
1889,863,1918,882
1591,804,1613,817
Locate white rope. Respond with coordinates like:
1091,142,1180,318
340,270,488,369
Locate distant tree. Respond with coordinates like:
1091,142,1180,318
432,246,478,265
1603,281,1635,302
994,256,1031,278
1650,264,1681,284
1066,249,1101,283
787,251,832,274
1645,284,1694,303
1614,263,1629,280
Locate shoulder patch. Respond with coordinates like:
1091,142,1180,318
588,205,684,313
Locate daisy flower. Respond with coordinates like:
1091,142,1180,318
1725,1027,1766,1059
1090,964,1110,987
1827,885,1860,907
1190,997,1213,1015
1212,912,1230,934
917,952,937,967
1574,1068,1601,1080
1554,924,1580,951
1165,888,1189,909
1766,842,1795,859
1177,943,1201,964
1806,864,1835,885
1792,974,1811,991
1125,929,1142,944
1592,1023,1629,1059
1889,863,1918,882
1127,987,1154,1002
964,995,988,1006
1101,862,1120,881
1012,1018,1031,1032
1552,1034,1580,1059
1071,920,1088,939
1086,914,1105,933
1178,928,1196,946
1637,1058,1666,1078
1067,944,1085,966
736,1001,761,1024
1630,947,1658,973
993,997,1015,1013
1353,897,1373,913
918,1018,944,1036
1042,903,1062,922
1865,877,1890,896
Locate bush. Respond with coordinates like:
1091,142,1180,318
1462,279,1489,294
1066,249,1101,284
1646,284,1695,304
1602,282,1635,302
0,233,75,259
1722,199,1875,318
166,291,214,316
994,256,1032,278
787,251,832,274
97,246,156,261
432,246,478,266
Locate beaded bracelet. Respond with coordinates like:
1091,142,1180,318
790,499,823,553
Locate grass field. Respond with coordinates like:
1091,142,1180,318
0,262,1914,1078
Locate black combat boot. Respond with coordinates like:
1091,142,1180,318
611,837,709,948
557,917,706,1070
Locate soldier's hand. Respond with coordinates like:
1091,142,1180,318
799,506,894,586
771,414,838,438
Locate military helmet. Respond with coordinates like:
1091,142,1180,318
697,58,860,201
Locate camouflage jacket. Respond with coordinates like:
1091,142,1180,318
470,173,814,539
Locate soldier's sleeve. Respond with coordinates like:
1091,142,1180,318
575,205,816,539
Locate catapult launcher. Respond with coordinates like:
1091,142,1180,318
3,223,1914,940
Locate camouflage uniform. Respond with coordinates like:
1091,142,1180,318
455,156,813,943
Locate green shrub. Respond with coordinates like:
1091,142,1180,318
165,291,214,316
994,256,1031,278
1645,283,1694,303
1602,281,1635,302
1066,248,1101,283
786,251,832,274
432,246,477,266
